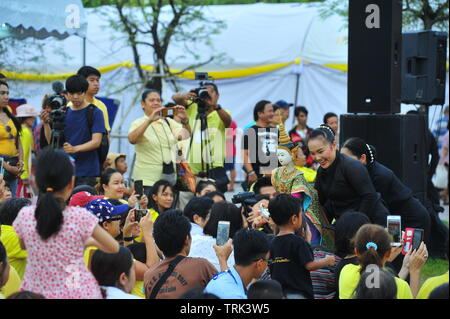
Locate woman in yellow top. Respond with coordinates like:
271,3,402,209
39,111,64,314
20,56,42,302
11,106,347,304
15,104,39,198
339,224,428,299
0,80,23,197
128,89,190,196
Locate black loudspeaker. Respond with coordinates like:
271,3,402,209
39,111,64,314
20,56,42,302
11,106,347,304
401,31,448,106
348,0,402,113
340,114,427,204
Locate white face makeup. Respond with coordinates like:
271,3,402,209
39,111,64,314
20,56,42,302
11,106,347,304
277,148,293,166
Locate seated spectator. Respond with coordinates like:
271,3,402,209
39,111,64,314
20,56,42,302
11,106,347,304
84,198,158,299
416,237,448,299
205,191,226,203
0,262,21,299
0,198,31,279
252,177,276,199
339,224,427,299
105,153,133,198
189,202,244,270
71,184,98,196
334,211,371,297
195,180,217,197
96,168,147,209
91,246,142,299
428,283,449,299
148,179,175,222
204,229,271,299
6,291,45,299
354,265,397,299
247,280,284,299
144,210,217,299
183,197,214,237
268,194,335,299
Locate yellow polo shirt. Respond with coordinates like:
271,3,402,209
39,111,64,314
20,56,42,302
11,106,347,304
295,166,317,184
19,125,33,180
416,271,449,299
339,264,413,299
0,225,27,279
186,102,231,175
129,117,182,187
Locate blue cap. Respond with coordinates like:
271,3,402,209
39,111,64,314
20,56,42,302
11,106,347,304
86,199,130,223
275,100,294,108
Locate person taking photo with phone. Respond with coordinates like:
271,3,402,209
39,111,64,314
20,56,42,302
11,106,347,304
128,89,190,197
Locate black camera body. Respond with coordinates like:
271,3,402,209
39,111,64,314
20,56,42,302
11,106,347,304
48,81,68,148
48,94,67,110
232,192,258,207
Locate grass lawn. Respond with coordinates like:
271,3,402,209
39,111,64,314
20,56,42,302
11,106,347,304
420,220,449,285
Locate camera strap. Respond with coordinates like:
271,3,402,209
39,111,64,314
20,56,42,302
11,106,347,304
148,255,185,299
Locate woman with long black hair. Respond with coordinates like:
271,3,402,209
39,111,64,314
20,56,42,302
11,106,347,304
0,80,23,196
341,137,431,247
307,125,388,225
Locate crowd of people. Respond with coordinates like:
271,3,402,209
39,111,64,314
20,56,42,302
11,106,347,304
0,68,448,300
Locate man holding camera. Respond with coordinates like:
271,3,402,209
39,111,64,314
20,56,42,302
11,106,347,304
172,83,232,193
43,75,106,187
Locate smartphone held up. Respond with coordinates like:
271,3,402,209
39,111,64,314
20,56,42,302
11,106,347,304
216,221,230,246
387,215,402,247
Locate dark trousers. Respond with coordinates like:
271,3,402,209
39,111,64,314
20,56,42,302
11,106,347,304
75,176,98,188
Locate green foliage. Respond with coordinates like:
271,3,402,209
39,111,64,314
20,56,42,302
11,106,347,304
83,0,322,7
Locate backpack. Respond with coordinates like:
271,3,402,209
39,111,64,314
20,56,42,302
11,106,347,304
86,104,109,170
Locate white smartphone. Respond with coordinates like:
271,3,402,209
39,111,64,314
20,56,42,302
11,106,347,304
216,221,230,246
387,215,402,247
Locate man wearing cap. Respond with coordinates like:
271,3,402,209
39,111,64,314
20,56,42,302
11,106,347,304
274,100,293,127
15,104,39,198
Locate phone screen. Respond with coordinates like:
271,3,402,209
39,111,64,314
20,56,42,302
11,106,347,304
134,209,147,223
412,229,424,250
216,221,230,246
134,180,143,197
387,216,401,246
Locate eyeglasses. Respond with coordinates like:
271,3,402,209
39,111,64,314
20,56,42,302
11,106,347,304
0,91,9,95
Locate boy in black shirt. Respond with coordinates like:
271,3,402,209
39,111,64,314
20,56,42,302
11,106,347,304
268,194,335,299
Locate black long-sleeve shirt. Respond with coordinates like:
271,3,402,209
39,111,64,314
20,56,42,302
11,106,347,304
367,161,413,212
314,152,388,225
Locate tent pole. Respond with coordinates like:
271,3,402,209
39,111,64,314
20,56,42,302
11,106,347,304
82,36,86,66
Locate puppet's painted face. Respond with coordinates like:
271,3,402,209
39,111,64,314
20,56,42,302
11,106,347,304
277,148,293,166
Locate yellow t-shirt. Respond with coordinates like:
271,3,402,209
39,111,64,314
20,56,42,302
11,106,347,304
0,119,18,156
186,102,231,175
83,245,145,299
67,97,110,133
416,271,449,299
0,265,22,298
339,264,413,299
129,117,182,187
0,225,27,279
295,166,317,184
19,125,33,180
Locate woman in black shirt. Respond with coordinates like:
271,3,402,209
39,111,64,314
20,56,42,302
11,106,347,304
307,125,388,225
341,137,431,246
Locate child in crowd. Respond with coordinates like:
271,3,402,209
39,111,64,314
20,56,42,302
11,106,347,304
339,224,428,299
12,148,119,299
15,104,39,198
247,280,284,299
91,246,142,299
105,153,133,197
268,194,335,299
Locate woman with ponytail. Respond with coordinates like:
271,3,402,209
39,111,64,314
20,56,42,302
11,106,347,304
0,80,23,196
307,125,388,226
12,148,119,299
339,224,428,299
341,137,431,251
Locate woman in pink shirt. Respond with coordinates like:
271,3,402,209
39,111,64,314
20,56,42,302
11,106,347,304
13,148,119,299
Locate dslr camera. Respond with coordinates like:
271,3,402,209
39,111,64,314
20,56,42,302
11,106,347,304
192,72,212,115
48,81,68,148
232,192,258,218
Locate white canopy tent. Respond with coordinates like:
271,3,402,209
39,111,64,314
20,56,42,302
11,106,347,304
2,2,448,180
